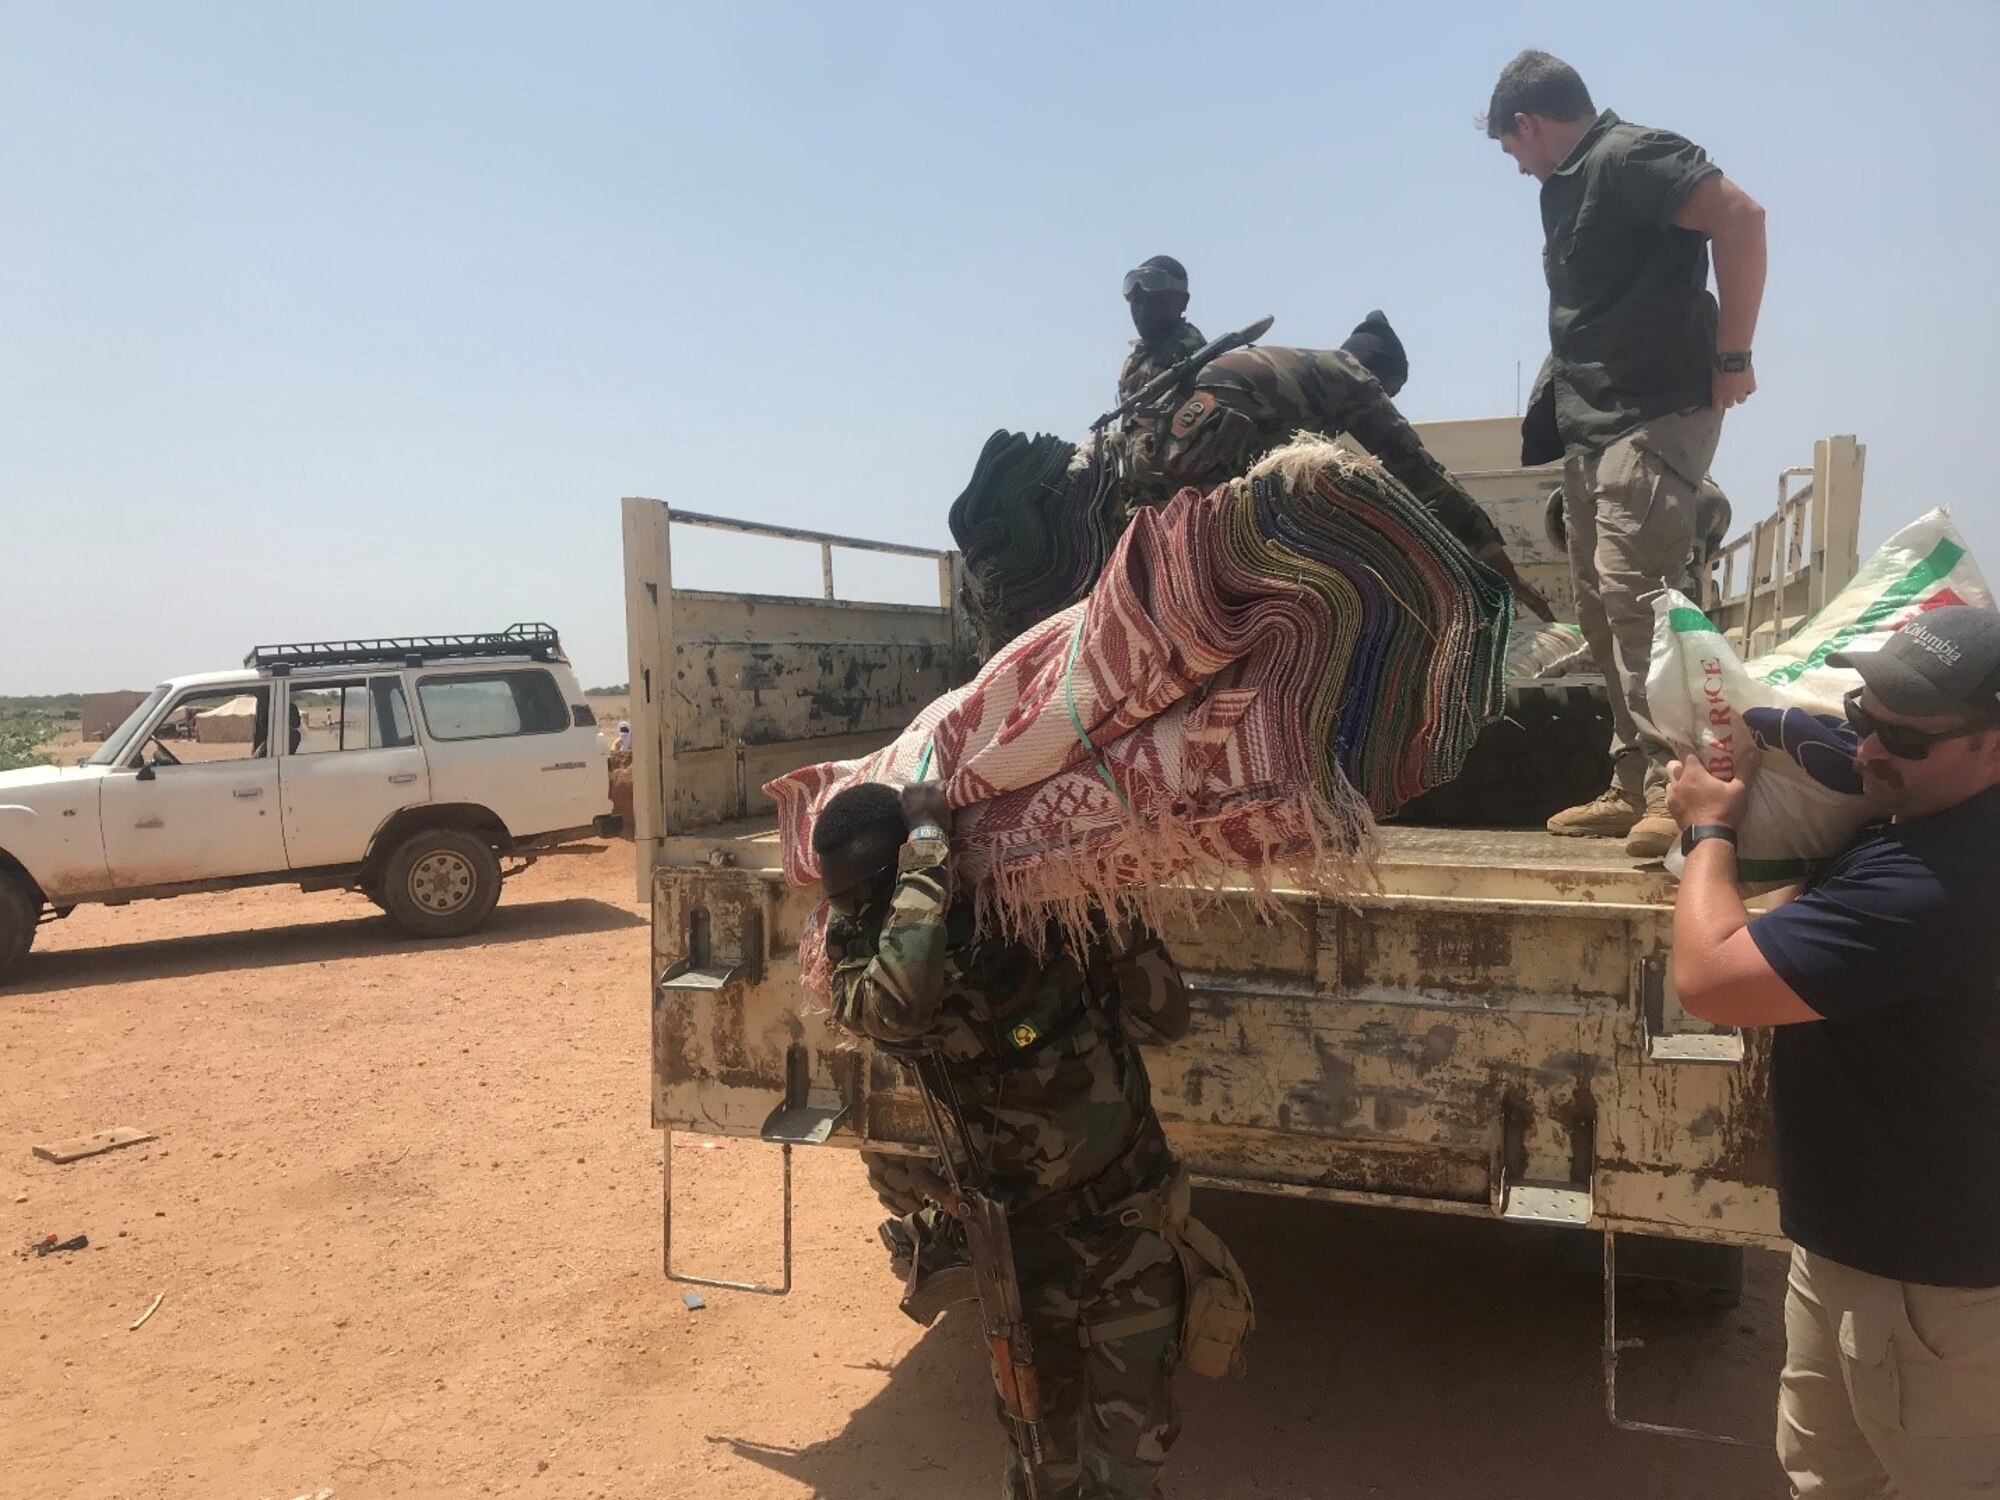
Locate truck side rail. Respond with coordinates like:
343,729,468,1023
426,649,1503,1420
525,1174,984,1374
1707,435,1865,657
621,499,970,899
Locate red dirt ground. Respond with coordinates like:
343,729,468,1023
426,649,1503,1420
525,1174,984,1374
3,841,1790,1498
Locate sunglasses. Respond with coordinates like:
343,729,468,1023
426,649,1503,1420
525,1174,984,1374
1122,267,1187,298
1843,687,1994,761
825,860,895,918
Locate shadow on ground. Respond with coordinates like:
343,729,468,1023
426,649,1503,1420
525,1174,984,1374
13,897,645,994
719,1192,1785,1500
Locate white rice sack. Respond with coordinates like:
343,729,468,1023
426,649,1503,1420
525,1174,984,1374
1647,509,1993,882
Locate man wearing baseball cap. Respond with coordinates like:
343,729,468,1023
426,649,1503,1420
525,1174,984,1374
1666,604,2000,1495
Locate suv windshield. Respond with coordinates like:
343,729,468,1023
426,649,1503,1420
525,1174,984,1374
85,686,170,767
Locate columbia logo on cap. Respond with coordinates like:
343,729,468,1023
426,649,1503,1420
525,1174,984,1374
1903,621,1965,667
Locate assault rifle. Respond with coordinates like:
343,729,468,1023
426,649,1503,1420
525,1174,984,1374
1090,314,1276,434
910,1054,1048,1500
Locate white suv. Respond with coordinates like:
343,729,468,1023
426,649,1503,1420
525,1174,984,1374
0,625,618,979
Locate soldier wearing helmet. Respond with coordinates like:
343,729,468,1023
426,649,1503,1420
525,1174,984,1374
1116,255,1205,405
1115,257,1206,495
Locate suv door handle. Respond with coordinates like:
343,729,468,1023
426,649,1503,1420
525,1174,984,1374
233,787,264,800
388,773,418,785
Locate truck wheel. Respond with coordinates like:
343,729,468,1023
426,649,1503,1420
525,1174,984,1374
863,1151,951,1218
0,874,38,983
1396,677,1613,828
380,828,502,938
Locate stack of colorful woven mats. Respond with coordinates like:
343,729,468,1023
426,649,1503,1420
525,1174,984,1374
947,429,1124,651
770,438,1509,953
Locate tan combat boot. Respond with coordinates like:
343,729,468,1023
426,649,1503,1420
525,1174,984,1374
1624,783,1678,860
1547,783,1644,838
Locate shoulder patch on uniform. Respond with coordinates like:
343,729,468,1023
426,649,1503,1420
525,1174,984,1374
1008,1019,1041,1050
1170,390,1216,437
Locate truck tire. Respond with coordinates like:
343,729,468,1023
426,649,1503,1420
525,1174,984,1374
1396,677,1613,828
863,1150,951,1218
0,874,38,983
379,827,502,938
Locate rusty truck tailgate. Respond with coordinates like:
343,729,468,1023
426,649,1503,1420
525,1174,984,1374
649,822,1780,1249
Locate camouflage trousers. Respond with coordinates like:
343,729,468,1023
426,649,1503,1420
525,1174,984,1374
999,1200,1185,1500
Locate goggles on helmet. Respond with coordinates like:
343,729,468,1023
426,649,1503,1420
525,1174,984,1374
1122,265,1188,298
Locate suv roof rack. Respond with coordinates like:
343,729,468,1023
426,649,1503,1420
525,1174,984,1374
245,623,566,674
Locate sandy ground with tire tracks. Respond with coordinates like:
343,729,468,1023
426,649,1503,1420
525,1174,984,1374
3,839,1793,1499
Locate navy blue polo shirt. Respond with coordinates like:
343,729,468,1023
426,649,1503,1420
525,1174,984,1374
1748,783,2000,1287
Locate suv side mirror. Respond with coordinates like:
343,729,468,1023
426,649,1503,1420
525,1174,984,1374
135,759,157,783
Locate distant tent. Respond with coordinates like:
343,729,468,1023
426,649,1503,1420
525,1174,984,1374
194,696,260,744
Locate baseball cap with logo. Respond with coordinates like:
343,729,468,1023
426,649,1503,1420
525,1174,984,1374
1829,604,2000,723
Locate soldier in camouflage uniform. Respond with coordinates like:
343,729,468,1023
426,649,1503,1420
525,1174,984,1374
1117,256,1205,404
817,779,1192,1500
1128,311,1554,620
1116,257,1206,499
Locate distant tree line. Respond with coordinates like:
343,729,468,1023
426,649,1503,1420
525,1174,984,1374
0,694,83,718
0,696,85,770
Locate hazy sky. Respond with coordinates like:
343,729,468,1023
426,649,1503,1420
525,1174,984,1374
4,2,1995,695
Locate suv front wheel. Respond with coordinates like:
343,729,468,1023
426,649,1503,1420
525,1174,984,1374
380,828,502,938
0,874,39,982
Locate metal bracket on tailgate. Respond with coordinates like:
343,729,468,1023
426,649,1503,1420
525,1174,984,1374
1495,1090,1595,1227
1498,1180,1595,1227
761,1042,850,1148
1640,956,1745,1065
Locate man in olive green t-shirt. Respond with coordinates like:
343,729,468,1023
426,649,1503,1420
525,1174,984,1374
1483,50,1768,860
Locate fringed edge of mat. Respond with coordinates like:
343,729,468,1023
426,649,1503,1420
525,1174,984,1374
797,777,1380,1002
1247,433,1387,487
971,778,1379,958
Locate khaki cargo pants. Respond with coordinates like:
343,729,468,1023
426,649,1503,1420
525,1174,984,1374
1562,406,1723,794
1779,1246,2000,1497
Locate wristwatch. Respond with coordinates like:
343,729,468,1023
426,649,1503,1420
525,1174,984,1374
1680,823,1739,857
1715,350,1753,374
